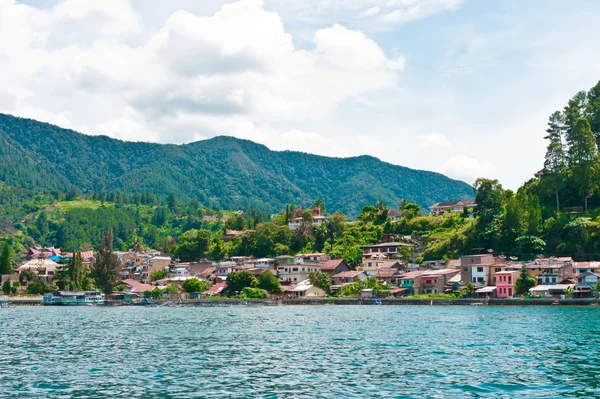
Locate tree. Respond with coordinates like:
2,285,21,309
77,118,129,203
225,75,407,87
92,229,121,295
226,270,258,295
400,203,421,220
544,111,564,145
166,192,177,212
568,118,598,211
464,282,475,297
473,178,505,214
514,265,537,295
257,271,282,294
225,214,247,231
208,239,227,261
150,269,167,282
543,141,566,213
2,279,11,295
241,287,267,299
313,199,326,214
586,80,600,148
563,90,588,147
175,229,212,261
69,252,90,291
308,271,331,295
182,277,210,293
0,242,12,275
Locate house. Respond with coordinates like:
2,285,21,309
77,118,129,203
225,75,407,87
526,258,573,285
376,267,404,287
255,258,276,269
213,262,237,277
420,269,460,295
495,271,519,298
283,280,327,298
118,279,154,293
320,259,351,276
295,253,329,264
361,242,412,263
387,208,402,222
574,271,600,298
474,286,496,298
204,282,227,297
429,200,476,216
460,254,495,286
288,208,329,230
277,261,321,284
397,271,424,296
16,259,60,278
149,256,171,275
331,270,367,286
573,262,600,276
24,247,62,260
529,285,551,297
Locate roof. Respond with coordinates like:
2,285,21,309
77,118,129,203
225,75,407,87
332,270,364,279
387,208,402,217
475,286,496,293
446,260,461,268
256,258,276,262
120,279,154,292
379,261,402,269
321,259,344,271
429,200,476,209
16,259,60,272
196,267,215,278
295,253,326,257
225,229,244,236
529,285,552,292
399,271,424,279
574,261,600,268
362,242,412,249
422,268,459,276
377,268,401,278
205,282,227,296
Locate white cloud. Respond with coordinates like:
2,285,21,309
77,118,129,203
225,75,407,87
441,154,497,183
363,7,381,17
417,132,451,149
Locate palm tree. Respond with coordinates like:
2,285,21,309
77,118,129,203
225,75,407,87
313,199,326,214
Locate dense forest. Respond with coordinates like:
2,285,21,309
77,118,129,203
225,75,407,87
1,81,600,265
0,113,473,216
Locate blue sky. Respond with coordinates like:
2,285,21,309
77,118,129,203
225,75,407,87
3,0,600,190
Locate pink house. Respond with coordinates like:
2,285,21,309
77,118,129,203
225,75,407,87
495,271,519,298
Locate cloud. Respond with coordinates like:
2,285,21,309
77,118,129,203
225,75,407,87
417,132,451,149
363,7,381,17
0,0,407,146
381,0,463,24
441,154,497,183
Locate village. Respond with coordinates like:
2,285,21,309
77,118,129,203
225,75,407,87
1,197,598,306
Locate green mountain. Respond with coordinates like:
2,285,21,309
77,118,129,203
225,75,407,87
0,113,473,215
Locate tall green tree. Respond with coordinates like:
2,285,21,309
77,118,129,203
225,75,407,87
543,141,566,213
92,229,121,295
544,111,564,145
175,229,212,261
0,242,12,275
473,178,505,214
585,80,600,148
563,91,588,147
69,252,90,291
308,271,332,295
568,118,598,211
514,265,537,295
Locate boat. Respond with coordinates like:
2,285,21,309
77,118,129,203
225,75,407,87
373,300,382,305
41,290,105,306
130,297,154,306
1,301,15,309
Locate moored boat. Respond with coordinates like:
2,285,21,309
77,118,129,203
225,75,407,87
42,290,106,306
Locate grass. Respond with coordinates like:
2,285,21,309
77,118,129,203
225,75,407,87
53,200,111,211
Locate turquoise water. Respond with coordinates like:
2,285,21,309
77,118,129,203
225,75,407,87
1,305,600,398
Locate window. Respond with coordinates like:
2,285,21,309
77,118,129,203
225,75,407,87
464,267,468,272
492,277,496,283
477,267,484,273
477,277,484,283
495,268,501,272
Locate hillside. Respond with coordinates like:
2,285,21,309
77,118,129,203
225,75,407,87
0,113,473,215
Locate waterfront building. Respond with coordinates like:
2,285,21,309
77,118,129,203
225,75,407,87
283,280,327,298
397,271,423,295
420,269,460,295
42,290,105,306
495,271,519,298
574,271,600,298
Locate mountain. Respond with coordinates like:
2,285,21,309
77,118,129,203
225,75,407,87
0,113,473,216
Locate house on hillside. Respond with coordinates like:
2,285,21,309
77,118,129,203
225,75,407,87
420,269,460,295
321,259,351,276
429,200,476,216
283,280,327,298
331,270,367,286
288,208,329,230
387,208,402,222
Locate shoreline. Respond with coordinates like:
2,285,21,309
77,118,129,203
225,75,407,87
4,297,599,307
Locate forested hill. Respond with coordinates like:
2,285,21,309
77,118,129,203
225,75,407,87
0,113,473,215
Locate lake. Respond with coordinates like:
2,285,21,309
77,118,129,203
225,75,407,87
1,305,599,398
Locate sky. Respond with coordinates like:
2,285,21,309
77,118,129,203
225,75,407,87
1,0,599,190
